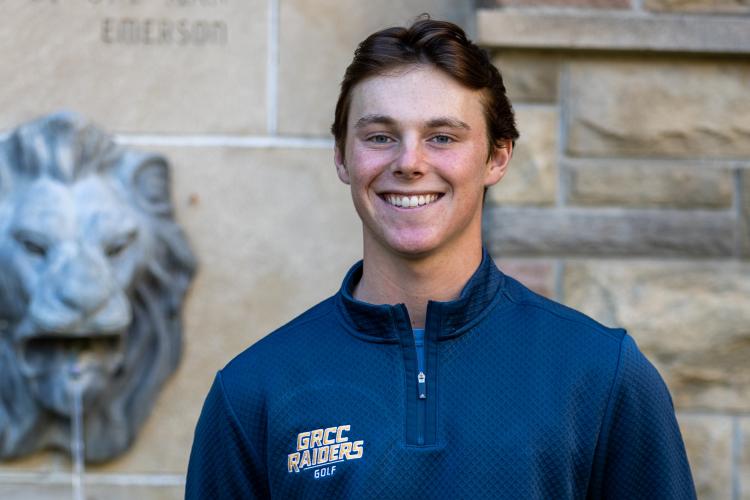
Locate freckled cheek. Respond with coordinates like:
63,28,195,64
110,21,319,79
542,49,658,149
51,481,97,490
348,150,392,183
435,150,490,178
430,158,480,183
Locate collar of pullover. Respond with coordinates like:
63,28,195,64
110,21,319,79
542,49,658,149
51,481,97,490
336,249,506,343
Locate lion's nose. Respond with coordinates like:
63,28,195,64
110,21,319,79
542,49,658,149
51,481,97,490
56,250,112,315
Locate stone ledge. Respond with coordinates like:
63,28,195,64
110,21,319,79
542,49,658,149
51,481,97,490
564,160,734,209
477,8,750,53
483,207,736,257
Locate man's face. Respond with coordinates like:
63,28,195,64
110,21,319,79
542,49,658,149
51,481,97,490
335,64,510,260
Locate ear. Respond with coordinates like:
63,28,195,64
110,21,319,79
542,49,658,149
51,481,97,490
128,153,173,216
484,140,512,188
334,145,350,185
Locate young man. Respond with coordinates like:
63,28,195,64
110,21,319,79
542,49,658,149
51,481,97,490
186,19,696,499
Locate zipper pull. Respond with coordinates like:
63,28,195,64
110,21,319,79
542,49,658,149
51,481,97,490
417,371,427,399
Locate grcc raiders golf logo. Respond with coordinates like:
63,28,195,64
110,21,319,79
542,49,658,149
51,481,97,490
287,424,364,479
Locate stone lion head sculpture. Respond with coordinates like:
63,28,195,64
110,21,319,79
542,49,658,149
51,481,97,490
0,113,196,462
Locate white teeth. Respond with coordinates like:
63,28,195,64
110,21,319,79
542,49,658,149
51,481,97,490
384,193,440,208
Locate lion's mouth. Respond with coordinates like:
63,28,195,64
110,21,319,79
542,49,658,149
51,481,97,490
19,332,125,376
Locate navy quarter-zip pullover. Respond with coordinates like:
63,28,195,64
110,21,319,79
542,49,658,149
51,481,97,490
186,251,696,499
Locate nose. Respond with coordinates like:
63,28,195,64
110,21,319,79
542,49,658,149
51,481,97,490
57,245,112,315
392,137,425,179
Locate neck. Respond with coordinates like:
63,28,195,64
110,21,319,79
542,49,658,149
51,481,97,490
354,241,483,328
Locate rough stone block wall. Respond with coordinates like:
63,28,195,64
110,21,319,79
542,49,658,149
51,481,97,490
480,2,750,498
0,0,747,498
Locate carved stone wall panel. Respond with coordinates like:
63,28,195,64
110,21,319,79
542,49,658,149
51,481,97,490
92,146,361,473
563,260,750,411
277,0,472,136
0,1,266,134
0,113,197,465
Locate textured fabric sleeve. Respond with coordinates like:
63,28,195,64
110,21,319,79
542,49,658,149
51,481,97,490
185,372,269,499
588,334,696,499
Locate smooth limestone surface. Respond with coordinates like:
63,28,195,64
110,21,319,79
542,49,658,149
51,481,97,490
0,0,267,134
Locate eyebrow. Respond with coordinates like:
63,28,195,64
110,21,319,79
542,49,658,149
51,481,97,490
354,114,397,129
426,117,471,130
353,114,471,131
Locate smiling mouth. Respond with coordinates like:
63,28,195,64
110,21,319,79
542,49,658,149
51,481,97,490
382,193,442,209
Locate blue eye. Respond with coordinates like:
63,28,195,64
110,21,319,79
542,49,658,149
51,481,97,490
430,135,453,144
368,135,392,144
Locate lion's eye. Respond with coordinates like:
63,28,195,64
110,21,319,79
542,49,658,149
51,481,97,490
13,232,49,258
106,243,126,258
105,230,138,258
22,240,47,257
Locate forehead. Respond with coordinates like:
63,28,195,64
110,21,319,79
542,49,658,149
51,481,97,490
16,176,119,211
347,65,485,127
12,176,130,235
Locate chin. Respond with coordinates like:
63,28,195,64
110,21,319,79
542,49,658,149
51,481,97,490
381,234,443,259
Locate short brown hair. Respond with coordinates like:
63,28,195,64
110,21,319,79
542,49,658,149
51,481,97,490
331,17,519,160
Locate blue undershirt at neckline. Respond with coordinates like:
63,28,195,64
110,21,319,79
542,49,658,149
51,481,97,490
413,328,425,375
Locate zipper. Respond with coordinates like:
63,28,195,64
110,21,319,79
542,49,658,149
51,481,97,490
396,305,436,447
414,327,427,446
417,371,426,445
